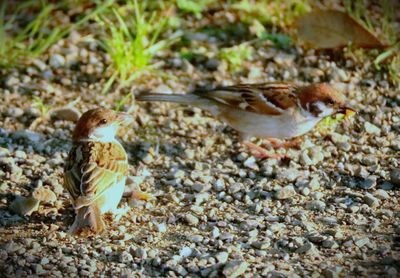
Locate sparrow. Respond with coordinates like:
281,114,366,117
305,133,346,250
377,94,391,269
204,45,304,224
137,82,355,158
64,108,133,234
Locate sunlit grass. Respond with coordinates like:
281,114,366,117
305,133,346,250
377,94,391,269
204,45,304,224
97,0,181,93
343,0,399,86
31,96,50,117
218,43,252,72
176,0,215,18
0,2,63,68
0,1,110,68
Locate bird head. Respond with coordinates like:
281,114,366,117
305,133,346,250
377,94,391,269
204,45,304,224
72,108,133,142
298,83,355,118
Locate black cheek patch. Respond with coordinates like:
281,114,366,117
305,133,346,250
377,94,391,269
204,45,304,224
310,104,322,117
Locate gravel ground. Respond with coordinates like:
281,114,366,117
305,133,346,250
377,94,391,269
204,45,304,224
1,13,400,278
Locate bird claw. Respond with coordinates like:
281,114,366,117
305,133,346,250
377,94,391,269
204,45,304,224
244,142,288,160
130,190,155,202
265,138,301,149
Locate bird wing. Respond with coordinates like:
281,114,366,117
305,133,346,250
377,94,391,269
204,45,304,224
64,141,128,208
194,82,299,116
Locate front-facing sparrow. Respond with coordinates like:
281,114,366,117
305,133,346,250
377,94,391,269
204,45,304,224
64,108,133,234
137,82,355,158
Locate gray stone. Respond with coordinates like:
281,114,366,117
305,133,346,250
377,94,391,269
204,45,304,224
155,222,167,233
147,249,159,258
0,147,10,157
222,260,249,278
308,177,320,191
219,232,234,241
301,187,310,196
358,177,376,189
33,264,46,275
5,76,19,87
179,246,192,258
331,67,349,82
390,169,400,187
168,169,185,179
364,122,381,135
205,58,220,70
243,156,258,170
306,200,326,211
13,130,43,143
184,213,199,226
228,183,243,194
7,107,24,117
173,265,188,276
133,248,147,259
300,148,324,165
318,217,338,226
380,181,394,190
49,54,65,68
14,150,27,159
119,251,133,263
213,179,225,191
322,240,339,249
211,226,220,239
50,106,81,122
323,267,342,278
374,189,389,200
9,195,40,216
337,142,351,151
153,84,173,95
269,223,286,233
184,149,195,159
354,237,370,248
195,192,210,205
276,168,301,182
312,192,324,200
193,183,211,193
251,241,270,250
364,193,380,208
296,242,318,255
215,251,229,264
275,185,296,200
361,155,378,166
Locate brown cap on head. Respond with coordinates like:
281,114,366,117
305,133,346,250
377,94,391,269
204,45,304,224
298,83,346,109
72,108,131,141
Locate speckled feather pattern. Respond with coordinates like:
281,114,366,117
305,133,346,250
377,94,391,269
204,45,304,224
196,82,299,116
64,141,128,210
138,82,348,140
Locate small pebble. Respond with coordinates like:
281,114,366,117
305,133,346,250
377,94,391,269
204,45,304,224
275,185,296,200
222,260,249,278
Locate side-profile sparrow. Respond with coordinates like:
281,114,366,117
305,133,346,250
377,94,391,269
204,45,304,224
137,82,355,158
64,108,133,234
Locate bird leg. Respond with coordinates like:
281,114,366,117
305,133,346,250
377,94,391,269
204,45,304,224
264,137,302,149
130,190,155,201
243,141,287,159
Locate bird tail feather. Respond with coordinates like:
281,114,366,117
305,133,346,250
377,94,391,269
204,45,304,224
136,93,209,106
69,204,105,235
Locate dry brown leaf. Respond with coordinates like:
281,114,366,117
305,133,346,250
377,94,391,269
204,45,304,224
295,10,386,49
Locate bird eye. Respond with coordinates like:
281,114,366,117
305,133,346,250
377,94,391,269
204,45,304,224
100,119,107,124
327,99,334,105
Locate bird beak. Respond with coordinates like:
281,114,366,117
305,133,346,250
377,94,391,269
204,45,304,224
116,112,134,126
337,106,356,117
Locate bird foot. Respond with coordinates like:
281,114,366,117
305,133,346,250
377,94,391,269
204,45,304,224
265,138,301,149
244,142,288,160
130,190,155,202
